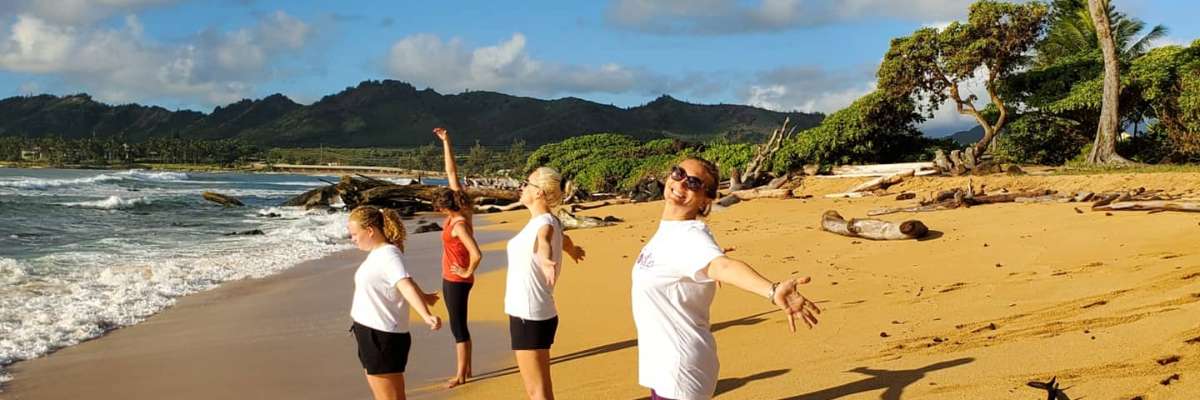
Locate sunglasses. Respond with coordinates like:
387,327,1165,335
670,165,708,193
519,180,543,191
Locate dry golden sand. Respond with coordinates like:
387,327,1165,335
4,172,1199,399
452,172,1200,399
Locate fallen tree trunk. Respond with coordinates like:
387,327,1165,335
832,162,934,176
555,209,618,230
477,202,526,213
867,199,961,216
961,190,1054,206
203,191,244,207
824,192,870,199
820,210,929,240
847,169,915,193
731,187,792,200
569,198,632,212
1093,201,1200,213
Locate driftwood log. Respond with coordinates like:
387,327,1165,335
556,209,618,230
820,210,929,240
570,198,632,212
281,175,520,210
847,169,915,193
740,118,796,185
1093,201,1200,213
476,202,526,213
203,191,244,207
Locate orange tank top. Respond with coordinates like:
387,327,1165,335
441,216,474,283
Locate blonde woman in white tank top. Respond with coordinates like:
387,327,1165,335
503,167,584,400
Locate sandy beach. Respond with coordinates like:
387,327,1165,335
6,172,1200,399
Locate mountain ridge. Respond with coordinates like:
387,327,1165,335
0,80,824,147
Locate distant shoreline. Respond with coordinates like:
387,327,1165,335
0,161,449,179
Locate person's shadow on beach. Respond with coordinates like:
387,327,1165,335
781,357,974,400
471,309,777,382
632,369,792,400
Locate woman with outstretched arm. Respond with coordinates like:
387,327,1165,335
432,127,484,388
631,157,822,400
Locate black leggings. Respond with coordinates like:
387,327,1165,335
442,280,473,343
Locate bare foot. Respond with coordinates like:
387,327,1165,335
445,376,466,389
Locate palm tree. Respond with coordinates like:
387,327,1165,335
1086,0,1130,164
1036,0,1167,67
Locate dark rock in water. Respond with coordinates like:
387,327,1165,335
260,212,282,218
413,222,442,234
203,191,245,207
96,320,120,333
602,216,624,223
225,229,265,236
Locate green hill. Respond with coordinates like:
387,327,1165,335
0,80,823,147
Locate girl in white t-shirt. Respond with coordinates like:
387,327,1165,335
504,166,584,400
631,157,822,400
347,206,442,400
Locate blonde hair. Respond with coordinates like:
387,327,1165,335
529,167,563,206
349,206,407,252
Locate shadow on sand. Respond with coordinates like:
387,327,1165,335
471,309,779,383
780,357,975,400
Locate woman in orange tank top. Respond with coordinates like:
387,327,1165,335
433,127,483,389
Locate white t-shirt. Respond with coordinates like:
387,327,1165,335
350,244,413,333
504,213,563,321
632,219,725,400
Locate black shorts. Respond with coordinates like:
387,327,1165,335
509,315,559,350
351,322,412,375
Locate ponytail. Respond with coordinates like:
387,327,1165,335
379,208,407,252
349,206,407,252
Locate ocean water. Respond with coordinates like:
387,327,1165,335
0,168,435,385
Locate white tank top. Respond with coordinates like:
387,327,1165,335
504,213,563,320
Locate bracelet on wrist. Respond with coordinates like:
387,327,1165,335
767,281,781,304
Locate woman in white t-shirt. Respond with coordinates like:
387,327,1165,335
347,206,442,400
504,166,583,400
631,157,822,400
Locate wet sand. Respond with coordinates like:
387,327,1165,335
4,223,514,400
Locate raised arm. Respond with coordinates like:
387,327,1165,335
395,278,442,331
704,256,821,332
433,127,462,191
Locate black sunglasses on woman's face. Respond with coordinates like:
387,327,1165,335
670,165,706,192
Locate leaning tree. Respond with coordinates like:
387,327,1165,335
878,0,1048,166
1086,0,1132,164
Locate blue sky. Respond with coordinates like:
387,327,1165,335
1,0,1196,135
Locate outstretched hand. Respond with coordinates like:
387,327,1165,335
433,127,449,142
565,244,586,263
773,277,821,332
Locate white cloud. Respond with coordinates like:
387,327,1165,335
607,0,973,34
17,80,39,95
0,10,313,106
1149,36,1187,49
918,70,991,135
384,32,712,98
0,0,180,25
739,65,877,114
